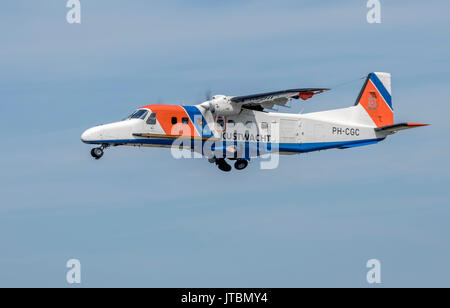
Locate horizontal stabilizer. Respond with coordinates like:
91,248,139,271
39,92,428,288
375,123,429,134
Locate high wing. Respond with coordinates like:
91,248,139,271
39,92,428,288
230,88,329,111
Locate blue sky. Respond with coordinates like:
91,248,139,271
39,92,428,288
0,0,449,287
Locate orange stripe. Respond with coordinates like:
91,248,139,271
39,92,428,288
143,105,199,137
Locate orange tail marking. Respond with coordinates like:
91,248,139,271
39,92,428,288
359,80,393,127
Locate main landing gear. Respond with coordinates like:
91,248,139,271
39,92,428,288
234,159,248,171
216,159,232,172
210,158,249,172
90,144,109,160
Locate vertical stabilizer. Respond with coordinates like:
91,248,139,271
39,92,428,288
355,72,393,127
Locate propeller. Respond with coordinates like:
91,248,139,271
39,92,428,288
200,88,215,113
205,89,212,101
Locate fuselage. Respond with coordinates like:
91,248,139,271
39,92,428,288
81,103,387,158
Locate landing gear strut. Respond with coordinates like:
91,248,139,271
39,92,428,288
90,144,108,160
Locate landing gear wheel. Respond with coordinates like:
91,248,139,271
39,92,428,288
234,159,248,170
91,147,104,159
216,159,232,172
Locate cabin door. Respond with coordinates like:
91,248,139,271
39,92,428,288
280,119,300,143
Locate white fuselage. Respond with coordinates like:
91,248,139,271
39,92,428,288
81,103,387,158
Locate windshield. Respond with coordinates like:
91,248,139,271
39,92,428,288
128,109,148,120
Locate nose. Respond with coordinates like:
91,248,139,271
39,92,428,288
81,127,101,143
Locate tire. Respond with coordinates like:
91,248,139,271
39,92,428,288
217,161,232,172
234,159,248,170
91,147,103,159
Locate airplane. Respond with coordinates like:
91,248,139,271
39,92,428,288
81,72,428,172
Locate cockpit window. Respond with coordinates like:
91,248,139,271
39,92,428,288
129,109,148,120
147,113,157,125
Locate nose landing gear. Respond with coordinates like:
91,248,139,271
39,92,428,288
90,144,109,160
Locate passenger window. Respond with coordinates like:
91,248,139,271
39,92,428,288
227,119,235,127
171,117,178,124
147,113,157,125
182,117,189,125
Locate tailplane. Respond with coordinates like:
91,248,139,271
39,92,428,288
375,122,429,134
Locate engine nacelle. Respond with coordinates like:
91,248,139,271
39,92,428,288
207,95,242,116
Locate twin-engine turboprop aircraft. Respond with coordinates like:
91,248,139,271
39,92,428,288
81,72,428,171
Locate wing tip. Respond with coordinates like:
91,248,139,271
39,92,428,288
298,88,330,101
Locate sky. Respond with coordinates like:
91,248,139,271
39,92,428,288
0,0,449,287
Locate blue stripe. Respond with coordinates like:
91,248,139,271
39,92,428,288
182,106,214,138
84,138,384,155
277,138,384,153
370,73,393,110
339,140,380,148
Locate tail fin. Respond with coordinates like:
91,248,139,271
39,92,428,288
355,72,393,127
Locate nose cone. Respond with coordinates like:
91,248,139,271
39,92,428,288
81,121,135,144
81,127,101,143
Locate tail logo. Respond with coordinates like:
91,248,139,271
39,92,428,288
367,92,378,110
